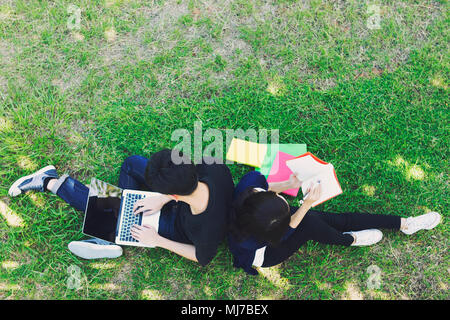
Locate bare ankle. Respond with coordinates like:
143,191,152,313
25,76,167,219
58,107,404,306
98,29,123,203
45,178,57,191
400,218,407,231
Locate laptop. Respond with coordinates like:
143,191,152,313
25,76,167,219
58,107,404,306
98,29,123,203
82,178,161,247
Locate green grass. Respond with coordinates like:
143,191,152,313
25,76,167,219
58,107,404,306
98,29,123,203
0,0,448,299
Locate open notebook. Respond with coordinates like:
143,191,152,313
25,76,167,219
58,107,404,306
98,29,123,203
286,152,342,207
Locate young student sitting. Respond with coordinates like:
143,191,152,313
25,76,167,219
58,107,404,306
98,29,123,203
8,149,234,266
227,170,441,275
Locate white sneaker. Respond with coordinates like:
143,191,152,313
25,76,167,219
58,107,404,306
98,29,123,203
343,229,383,246
68,239,123,259
401,212,441,235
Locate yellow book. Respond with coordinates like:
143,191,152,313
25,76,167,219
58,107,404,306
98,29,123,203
226,138,268,167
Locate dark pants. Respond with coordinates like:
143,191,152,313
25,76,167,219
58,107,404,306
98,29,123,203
262,209,401,267
55,155,151,212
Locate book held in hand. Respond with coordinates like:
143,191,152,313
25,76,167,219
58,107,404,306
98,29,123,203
265,151,300,197
259,143,307,197
286,152,342,207
258,143,307,177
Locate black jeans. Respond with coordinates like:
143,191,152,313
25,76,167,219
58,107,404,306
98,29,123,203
262,210,401,267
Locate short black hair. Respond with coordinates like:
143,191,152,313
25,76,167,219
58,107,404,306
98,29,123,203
145,149,198,195
230,187,290,247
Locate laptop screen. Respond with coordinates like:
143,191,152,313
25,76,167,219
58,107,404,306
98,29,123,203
82,179,123,243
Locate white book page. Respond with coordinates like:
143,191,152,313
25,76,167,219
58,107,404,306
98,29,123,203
286,154,328,181
301,165,342,207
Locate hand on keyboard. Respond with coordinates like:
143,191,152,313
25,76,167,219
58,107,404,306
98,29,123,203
133,194,172,216
130,224,160,247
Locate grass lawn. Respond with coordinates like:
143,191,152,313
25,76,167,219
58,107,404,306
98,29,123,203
0,0,448,299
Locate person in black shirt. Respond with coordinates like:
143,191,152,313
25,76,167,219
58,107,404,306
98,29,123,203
129,149,234,266
8,149,234,264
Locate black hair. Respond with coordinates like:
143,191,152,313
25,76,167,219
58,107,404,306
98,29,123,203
145,149,198,195
230,187,291,247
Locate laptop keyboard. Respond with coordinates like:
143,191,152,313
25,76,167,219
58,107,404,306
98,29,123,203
119,193,145,242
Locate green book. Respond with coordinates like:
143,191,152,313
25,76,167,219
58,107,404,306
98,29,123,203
257,143,307,177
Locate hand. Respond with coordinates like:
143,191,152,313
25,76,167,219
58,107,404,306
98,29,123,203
288,173,303,189
303,183,322,206
130,224,161,247
133,194,171,216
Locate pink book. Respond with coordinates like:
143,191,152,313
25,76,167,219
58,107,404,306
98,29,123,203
266,151,299,197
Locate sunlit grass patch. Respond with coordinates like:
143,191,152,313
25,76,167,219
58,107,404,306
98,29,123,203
0,4,13,20
0,282,21,291
104,27,117,42
407,165,426,181
362,184,376,197
17,155,38,171
341,280,364,300
257,265,291,290
389,155,427,181
0,117,12,132
26,193,46,208
0,200,25,228
266,76,287,96
89,262,118,270
141,289,164,300
90,283,121,291
1,260,20,270
430,74,448,90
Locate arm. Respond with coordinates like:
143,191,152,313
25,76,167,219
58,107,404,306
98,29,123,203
268,180,295,193
289,201,313,229
130,225,198,262
133,194,173,216
289,183,322,229
268,173,302,194
157,236,198,263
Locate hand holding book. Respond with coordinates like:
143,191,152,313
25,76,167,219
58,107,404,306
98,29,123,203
288,182,323,229
287,173,303,189
286,152,342,207
268,173,303,194
303,181,322,205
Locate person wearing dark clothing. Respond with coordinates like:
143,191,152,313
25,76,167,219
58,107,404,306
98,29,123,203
8,149,235,265
228,171,441,275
